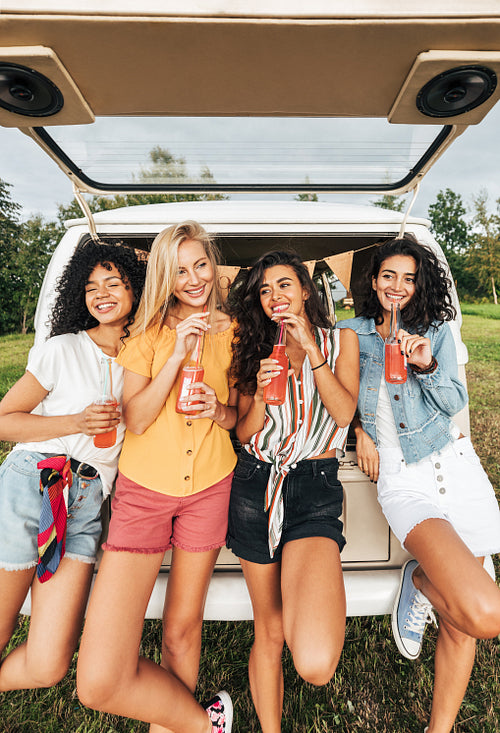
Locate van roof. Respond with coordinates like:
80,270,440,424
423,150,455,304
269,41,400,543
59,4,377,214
63,200,431,229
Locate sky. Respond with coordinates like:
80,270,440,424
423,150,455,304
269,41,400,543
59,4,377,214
1,103,499,223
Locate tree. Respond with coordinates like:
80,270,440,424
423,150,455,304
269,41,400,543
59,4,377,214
427,188,475,297
295,177,319,202
370,194,405,212
16,216,58,333
0,178,22,333
467,191,500,304
57,147,228,232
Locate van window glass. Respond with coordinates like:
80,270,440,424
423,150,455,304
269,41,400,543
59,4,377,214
34,116,447,192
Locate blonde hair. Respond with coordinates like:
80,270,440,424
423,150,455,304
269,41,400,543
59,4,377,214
132,221,222,334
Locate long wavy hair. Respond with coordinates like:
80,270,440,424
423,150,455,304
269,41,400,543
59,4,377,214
229,250,331,395
360,234,456,334
49,241,146,340
131,220,223,335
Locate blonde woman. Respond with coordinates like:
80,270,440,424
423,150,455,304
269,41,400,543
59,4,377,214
77,222,236,733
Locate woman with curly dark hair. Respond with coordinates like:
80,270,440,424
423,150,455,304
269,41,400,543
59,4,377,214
49,240,146,340
339,235,500,733
0,241,145,694
226,251,359,733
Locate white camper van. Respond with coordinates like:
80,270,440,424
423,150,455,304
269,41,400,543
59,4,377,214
1,2,499,618
30,198,471,619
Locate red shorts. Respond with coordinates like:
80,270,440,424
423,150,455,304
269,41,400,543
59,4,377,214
103,470,233,554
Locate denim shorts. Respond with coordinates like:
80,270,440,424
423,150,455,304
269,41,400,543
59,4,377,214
378,436,500,556
0,450,104,570
104,470,233,554
227,451,345,564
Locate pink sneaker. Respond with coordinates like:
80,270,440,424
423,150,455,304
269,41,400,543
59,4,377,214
203,690,233,733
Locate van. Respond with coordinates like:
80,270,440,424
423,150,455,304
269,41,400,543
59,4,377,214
1,3,498,618
28,198,470,619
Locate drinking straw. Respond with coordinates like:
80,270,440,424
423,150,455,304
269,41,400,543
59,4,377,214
277,318,285,345
195,305,208,368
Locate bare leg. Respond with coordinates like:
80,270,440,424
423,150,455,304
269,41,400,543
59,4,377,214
149,546,220,733
240,558,284,733
426,618,476,733
281,537,346,686
405,519,500,638
77,550,211,733
0,568,33,663
0,559,93,690
404,519,500,732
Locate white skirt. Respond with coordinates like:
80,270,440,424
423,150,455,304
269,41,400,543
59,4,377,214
377,436,500,557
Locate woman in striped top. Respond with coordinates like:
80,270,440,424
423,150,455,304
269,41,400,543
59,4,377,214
227,251,359,733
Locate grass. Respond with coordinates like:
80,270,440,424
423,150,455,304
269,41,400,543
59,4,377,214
0,317,499,733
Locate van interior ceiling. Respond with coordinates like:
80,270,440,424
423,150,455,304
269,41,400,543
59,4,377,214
81,231,385,310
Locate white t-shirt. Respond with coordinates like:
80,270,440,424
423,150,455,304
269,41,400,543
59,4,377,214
375,374,461,451
12,331,124,497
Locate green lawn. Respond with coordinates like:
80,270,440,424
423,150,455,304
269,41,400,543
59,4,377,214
0,315,499,732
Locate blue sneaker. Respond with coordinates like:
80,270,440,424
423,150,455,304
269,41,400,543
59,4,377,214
392,559,437,660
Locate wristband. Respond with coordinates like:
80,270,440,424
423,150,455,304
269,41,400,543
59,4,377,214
311,359,328,371
410,356,438,375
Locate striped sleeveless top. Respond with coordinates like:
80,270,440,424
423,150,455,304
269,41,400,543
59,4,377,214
245,327,348,556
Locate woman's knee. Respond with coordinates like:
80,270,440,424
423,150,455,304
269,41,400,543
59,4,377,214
161,613,203,659
466,594,500,639
29,653,72,688
292,642,343,687
77,646,125,710
253,615,285,656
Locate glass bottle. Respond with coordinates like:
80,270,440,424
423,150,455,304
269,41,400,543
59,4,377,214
176,330,205,416
384,302,407,384
94,357,118,448
264,320,288,405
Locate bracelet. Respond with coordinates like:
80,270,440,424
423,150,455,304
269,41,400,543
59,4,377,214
410,356,438,374
311,359,328,371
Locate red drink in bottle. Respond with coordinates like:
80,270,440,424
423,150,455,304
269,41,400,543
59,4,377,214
176,365,205,415
264,318,288,406
385,302,407,384
384,342,407,384
263,344,288,405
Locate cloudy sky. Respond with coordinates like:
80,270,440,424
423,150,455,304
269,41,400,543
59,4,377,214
1,103,499,222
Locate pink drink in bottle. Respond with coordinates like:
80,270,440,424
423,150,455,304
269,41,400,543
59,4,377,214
384,302,407,384
264,319,288,405
176,322,205,415
94,357,118,448
176,364,205,415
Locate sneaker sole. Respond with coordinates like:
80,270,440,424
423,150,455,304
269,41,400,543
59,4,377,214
391,559,420,660
217,690,233,733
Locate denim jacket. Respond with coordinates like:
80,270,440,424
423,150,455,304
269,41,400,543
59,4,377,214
338,317,468,463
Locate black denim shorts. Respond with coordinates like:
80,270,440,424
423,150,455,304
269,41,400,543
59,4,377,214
227,451,345,564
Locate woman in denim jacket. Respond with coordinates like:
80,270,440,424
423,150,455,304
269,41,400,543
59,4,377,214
339,235,500,733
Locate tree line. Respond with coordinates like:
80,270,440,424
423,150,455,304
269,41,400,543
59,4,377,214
0,164,498,335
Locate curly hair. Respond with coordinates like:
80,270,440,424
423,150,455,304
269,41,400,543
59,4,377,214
359,234,456,334
228,250,331,395
49,240,146,340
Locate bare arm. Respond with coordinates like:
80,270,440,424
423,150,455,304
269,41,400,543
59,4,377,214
0,371,120,443
283,311,359,427
235,356,285,443
308,327,359,427
352,414,380,482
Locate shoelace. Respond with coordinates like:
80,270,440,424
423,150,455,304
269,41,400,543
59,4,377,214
404,590,437,637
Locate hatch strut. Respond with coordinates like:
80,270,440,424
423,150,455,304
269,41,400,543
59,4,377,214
72,183,100,243
398,182,421,238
